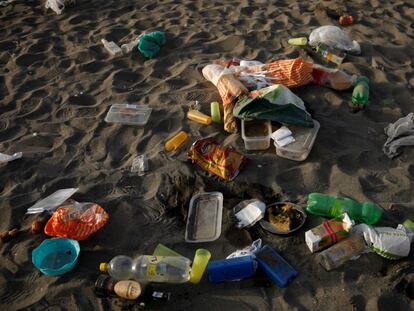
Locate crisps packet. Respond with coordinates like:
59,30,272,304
188,137,247,181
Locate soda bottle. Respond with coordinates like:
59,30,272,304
315,43,346,66
352,76,369,108
317,234,366,271
306,193,382,224
100,255,191,283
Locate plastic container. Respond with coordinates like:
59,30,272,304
241,120,272,150
189,249,211,284
306,193,382,225
259,202,307,235
317,234,366,271
207,256,256,283
274,120,320,161
165,131,188,152
255,245,298,288
100,255,191,283
32,238,80,276
105,104,152,126
187,110,212,125
352,76,369,108
185,192,223,243
210,101,221,123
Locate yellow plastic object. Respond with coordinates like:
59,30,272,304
210,102,221,123
165,131,188,152
99,263,108,272
187,110,212,125
288,37,308,46
153,244,183,257
189,249,211,284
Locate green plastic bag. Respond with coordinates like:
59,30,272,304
138,31,166,59
233,84,314,128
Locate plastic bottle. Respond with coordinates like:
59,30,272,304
187,110,212,125
306,193,382,225
288,37,308,46
315,43,346,66
165,131,188,152
317,234,366,271
352,76,369,107
100,255,191,283
189,249,211,284
210,101,221,123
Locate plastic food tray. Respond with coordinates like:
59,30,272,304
185,192,223,243
105,104,152,126
274,120,320,161
241,120,272,150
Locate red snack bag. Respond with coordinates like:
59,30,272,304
188,137,247,181
44,202,109,241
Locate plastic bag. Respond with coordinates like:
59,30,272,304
309,26,361,55
44,201,109,241
0,152,22,163
227,239,262,259
233,200,266,229
45,0,75,15
26,188,78,215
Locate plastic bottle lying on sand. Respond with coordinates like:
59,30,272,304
317,234,367,271
306,193,382,225
165,131,188,152
100,255,191,283
352,76,370,108
187,110,212,125
315,43,346,66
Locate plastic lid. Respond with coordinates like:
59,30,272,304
99,263,108,272
403,219,414,232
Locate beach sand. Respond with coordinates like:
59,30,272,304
1,0,414,310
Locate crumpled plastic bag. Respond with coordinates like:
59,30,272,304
0,152,22,163
44,201,109,241
188,137,247,181
227,239,262,259
233,200,266,229
309,25,361,55
353,223,414,259
45,0,75,15
383,113,414,158
233,84,314,128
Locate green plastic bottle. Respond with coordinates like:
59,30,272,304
352,76,370,107
306,193,382,225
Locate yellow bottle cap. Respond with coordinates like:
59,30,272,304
99,263,108,272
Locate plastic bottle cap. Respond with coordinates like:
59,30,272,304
99,263,108,272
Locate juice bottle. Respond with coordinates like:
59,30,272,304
100,255,191,283
165,131,188,152
187,110,212,125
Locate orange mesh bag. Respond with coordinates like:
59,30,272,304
264,58,313,88
44,202,109,241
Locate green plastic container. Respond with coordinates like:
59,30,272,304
352,76,370,107
306,193,382,225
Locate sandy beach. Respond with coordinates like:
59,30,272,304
1,0,414,310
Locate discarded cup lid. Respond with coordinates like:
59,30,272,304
185,192,223,243
233,199,266,229
32,238,80,276
105,104,152,126
259,202,307,235
26,188,78,214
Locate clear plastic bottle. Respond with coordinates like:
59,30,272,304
315,43,346,66
100,255,191,283
306,193,382,225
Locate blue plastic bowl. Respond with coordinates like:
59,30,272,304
32,238,80,276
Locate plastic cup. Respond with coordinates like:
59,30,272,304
189,249,211,284
210,101,221,123
153,243,183,257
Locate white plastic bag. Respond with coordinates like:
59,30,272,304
309,25,361,55
26,188,78,214
0,152,22,163
227,239,262,259
45,0,75,15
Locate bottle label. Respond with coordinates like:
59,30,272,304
145,256,162,277
114,280,141,300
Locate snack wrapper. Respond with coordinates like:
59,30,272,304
45,201,109,241
187,137,247,181
305,213,354,253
